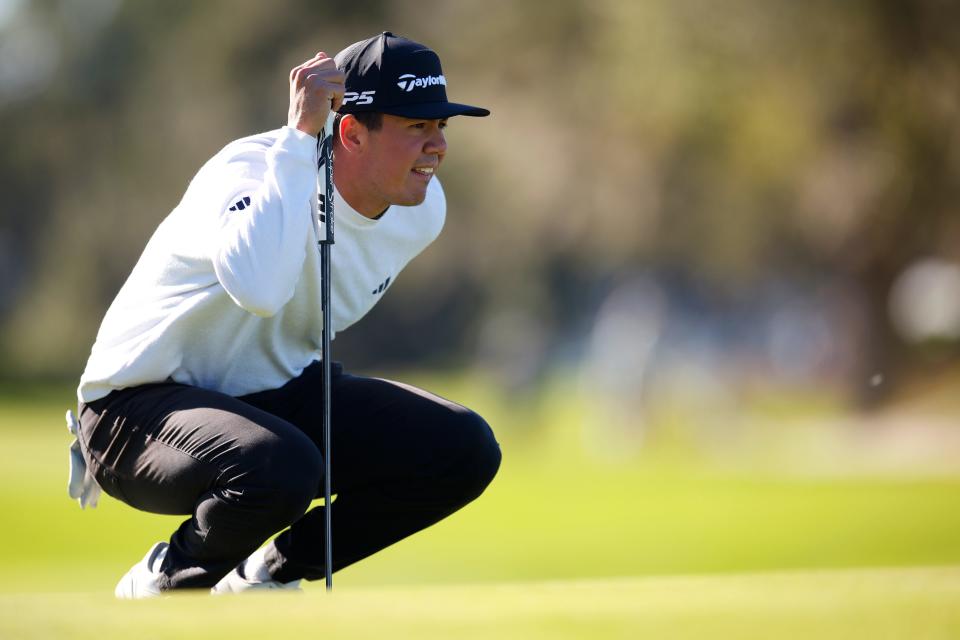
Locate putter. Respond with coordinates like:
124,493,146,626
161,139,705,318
318,123,335,591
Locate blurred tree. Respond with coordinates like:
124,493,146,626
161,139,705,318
833,0,960,404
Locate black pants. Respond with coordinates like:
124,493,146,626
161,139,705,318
78,361,501,590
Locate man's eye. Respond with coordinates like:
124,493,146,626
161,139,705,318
439,120,448,129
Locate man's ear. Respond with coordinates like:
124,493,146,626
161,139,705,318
337,114,367,153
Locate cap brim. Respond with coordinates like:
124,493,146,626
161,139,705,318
378,102,490,118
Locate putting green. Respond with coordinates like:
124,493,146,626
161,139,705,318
0,566,958,639
2,382,959,637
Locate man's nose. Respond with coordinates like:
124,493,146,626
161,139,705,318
425,128,447,155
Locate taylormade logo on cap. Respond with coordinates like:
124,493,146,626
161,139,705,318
335,32,489,118
396,73,447,92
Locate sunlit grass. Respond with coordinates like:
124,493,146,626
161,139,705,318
1,567,959,639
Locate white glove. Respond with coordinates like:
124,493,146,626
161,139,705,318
66,409,101,509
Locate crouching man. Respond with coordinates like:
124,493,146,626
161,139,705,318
70,32,500,597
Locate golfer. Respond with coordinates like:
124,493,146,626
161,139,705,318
71,32,501,597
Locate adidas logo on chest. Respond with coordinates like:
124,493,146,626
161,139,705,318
371,276,392,296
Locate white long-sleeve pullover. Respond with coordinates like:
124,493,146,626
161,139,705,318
78,126,445,403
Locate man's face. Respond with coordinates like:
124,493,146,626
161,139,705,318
359,114,448,212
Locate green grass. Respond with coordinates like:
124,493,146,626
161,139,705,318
1,379,959,637
1,567,959,639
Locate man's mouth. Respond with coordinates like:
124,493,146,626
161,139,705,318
412,166,435,179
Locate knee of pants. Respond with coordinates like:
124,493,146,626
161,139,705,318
243,435,323,522
446,410,502,502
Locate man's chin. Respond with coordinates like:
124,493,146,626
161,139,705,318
391,191,429,208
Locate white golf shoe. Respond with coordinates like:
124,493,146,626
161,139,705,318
211,544,302,594
115,541,168,599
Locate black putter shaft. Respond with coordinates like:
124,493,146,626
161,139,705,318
319,127,335,591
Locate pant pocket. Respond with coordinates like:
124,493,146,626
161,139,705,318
87,457,132,506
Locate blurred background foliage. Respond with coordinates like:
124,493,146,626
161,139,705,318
1,0,958,435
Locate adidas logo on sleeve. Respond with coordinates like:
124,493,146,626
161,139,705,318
228,196,252,212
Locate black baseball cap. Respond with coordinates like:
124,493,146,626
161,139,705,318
335,32,489,119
